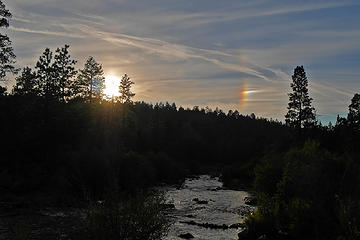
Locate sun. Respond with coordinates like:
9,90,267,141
104,75,121,97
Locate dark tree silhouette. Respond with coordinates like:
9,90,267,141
13,67,38,96
285,66,316,129
53,45,77,102
348,93,360,130
0,85,5,95
36,48,57,100
1,1,359,238
76,56,105,102
119,73,135,103
14,46,77,101
0,0,16,82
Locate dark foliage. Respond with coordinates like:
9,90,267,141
118,74,135,103
75,56,105,102
243,68,360,240
285,66,316,129
246,141,360,240
0,0,17,80
0,3,359,237
87,191,170,240
0,94,289,202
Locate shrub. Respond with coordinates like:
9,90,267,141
87,190,170,240
246,140,357,239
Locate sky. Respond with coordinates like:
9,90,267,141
3,0,360,123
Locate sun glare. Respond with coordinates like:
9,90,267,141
104,75,121,97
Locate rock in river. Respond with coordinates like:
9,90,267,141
192,198,208,204
179,233,194,239
243,196,257,206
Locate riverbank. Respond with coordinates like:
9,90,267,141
0,204,87,240
0,175,255,240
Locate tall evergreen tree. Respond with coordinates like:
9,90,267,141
348,93,360,130
285,66,316,129
32,46,77,101
53,45,77,102
0,0,16,81
118,73,135,103
0,85,5,96
35,48,57,100
76,56,105,102
12,67,39,96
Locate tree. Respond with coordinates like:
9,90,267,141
0,85,6,96
285,66,316,129
118,73,135,103
76,56,105,102
347,93,360,130
12,67,39,96
33,46,77,101
53,45,77,101
35,48,57,100
0,0,16,81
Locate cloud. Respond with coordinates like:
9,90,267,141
3,0,360,122
9,26,86,38
47,23,275,83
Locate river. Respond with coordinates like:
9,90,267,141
164,175,255,240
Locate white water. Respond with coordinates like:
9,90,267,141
164,175,254,240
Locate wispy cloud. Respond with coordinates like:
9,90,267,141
4,0,360,122
60,24,275,83
9,26,86,38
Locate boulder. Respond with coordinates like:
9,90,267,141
162,203,175,209
192,198,208,204
243,196,257,206
229,223,242,229
180,220,229,229
178,233,194,239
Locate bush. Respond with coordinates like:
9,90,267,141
222,160,255,189
246,140,357,240
87,190,170,240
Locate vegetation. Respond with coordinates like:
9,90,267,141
242,67,360,240
118,74,135,103
76,56,105,101
87,191,170,240
0,0,16,80
0,1,359,239
348,93,360,131
285,65,316,129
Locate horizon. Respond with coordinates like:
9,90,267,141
4,0,360,123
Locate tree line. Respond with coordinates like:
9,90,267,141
0,3,134,103
240,65,360,240
10,46,135,104
1,1,360,239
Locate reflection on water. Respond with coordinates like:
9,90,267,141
164,175,254,240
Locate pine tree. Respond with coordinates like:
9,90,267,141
33,46,77,101
0,0,16,81
53,45,77,101
118,73,135,103
13,67,39,96
285,66,316,129
35,48,57,100
76,56,105,102
348,93,360,130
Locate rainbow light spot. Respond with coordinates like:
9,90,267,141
239,83,247,109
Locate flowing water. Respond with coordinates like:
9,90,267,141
164,175,254,240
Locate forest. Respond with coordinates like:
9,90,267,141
0,1,360,240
